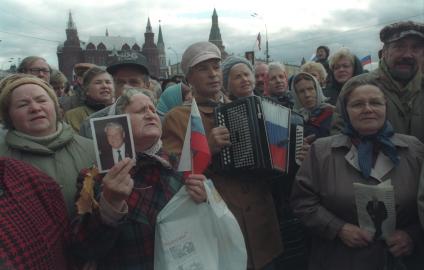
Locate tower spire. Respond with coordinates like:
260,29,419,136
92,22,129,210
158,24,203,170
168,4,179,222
105,28,109,36
67,11,76,29
208,8,227,59
157,23,164,45
146,17,152,33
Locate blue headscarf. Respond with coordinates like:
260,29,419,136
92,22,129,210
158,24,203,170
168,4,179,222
157,83,183,116
339,77,399,179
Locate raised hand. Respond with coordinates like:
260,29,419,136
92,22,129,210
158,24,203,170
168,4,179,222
102,158,135,210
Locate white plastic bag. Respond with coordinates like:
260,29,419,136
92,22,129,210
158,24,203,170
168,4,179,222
154,179,247,270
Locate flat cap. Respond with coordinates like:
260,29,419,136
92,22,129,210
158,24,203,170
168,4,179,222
107,52,149,75
380,21,424,43
181,41,221,76
74,63,96,77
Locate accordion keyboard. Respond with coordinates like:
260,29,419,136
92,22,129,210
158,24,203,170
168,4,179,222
216,103,255,168
295,125,304,166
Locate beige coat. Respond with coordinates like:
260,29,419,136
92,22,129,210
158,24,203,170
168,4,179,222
333,62,424,142
291,133,424,270
161,95,283,270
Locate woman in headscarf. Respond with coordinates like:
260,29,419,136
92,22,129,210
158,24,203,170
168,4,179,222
221,56,255,100
0,74,95,213
64,66,114,132
324,48,364,105
71,88,206,270
156,82,192,121
291,75,424,270
291,72,334,139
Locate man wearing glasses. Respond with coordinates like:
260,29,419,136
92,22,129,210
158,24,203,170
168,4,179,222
17,56,51,83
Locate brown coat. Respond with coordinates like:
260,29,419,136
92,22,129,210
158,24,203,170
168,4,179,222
291,133,424,270
161,95,283,270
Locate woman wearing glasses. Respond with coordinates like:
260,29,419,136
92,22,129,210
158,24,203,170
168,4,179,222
323,48,364,105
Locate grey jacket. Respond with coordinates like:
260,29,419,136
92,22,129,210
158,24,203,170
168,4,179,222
291,133,424,270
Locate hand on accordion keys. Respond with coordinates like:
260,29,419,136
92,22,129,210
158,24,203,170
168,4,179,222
296,134,316,164
208,126,231,154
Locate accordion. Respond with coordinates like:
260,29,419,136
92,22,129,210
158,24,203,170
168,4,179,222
214,96,304,174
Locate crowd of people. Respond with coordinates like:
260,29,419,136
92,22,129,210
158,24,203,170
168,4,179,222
0,20,424,270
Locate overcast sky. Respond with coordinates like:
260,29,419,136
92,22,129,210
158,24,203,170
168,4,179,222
0,0,423,70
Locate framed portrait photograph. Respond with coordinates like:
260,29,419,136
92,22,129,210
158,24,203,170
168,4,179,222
90,114,136,173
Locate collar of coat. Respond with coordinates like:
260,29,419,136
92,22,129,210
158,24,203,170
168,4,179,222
329,133,408,181
5,122,75,155
192,91,231,114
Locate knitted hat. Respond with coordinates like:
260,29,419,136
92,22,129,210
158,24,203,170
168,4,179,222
181,42,221,76
221,56,253,90
0,74,59,129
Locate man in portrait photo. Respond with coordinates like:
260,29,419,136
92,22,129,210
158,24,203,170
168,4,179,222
100,122,132,170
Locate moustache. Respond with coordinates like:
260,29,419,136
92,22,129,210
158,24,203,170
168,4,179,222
395,58,416,66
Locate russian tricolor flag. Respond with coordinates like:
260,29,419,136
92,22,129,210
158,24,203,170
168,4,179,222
361,55,372,66
177,98,211,174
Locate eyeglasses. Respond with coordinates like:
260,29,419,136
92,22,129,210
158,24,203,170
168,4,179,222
28,68,50,74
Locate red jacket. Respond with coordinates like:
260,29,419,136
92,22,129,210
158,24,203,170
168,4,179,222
0,158,71,270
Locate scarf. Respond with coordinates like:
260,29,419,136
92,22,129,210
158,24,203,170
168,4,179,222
342,121,399,179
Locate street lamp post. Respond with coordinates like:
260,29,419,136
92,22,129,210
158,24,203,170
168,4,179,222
167,47,179,75
251,13,269,64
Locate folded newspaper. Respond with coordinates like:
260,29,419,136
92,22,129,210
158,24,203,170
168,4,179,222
353,180,396,240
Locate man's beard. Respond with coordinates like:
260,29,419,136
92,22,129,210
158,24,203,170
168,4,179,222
389,58,418,82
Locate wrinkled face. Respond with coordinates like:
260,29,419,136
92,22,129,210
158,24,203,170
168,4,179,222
106,127,125,149
9,84,57,137
316,48,327,60
187,59,222,98
268,67,288,95
124,94,161,152
254,63,268,93
383,36,424,83
113,67,148,97
346,85,386,135
26,59,51,83
228,63,255,98
295,79,317,110
333,57,354,84
86,72,114,104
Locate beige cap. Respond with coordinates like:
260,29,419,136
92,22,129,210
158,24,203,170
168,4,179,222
181,41,221,76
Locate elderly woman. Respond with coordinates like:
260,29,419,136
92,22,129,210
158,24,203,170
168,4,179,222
64,66,114,132
291,76,424,270
0,74,95,213
324,48,363,105
221,56,255,99
267,62,294,108
291,72,334,139
71,88,206,270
